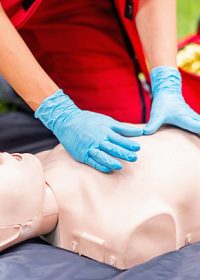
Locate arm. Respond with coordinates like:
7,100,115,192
135,0,200,135
0,4,58,110
0,4,143,172
135,0,177,69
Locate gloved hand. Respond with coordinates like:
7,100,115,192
144,66,200,135
35,90,143,173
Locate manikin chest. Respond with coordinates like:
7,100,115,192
41,128,200,269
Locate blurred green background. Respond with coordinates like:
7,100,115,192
177,0,200,38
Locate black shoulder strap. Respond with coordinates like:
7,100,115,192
22,0,36,11
124,0,133,20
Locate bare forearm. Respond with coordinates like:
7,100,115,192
0,4,58,110
136,0,177,69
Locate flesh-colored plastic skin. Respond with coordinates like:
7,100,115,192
41,127,200,269
0,127,200,269
0,153,58,251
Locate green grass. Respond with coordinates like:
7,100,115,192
177,0,200,38
0,99,16,113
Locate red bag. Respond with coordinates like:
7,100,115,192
178,35,200,114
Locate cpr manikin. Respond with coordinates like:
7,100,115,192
0,126,200,269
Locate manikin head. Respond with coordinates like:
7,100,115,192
0,152,45,227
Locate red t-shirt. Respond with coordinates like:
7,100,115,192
19,0,148,123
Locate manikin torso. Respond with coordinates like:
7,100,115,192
0,126,200,269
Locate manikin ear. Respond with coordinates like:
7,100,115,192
0,224,21,251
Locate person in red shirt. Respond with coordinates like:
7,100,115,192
0,0,199,173
18,0,148,124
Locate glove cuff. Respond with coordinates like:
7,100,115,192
150,66,182,98
34,89,80,131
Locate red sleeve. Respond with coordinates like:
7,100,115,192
133,0,139,17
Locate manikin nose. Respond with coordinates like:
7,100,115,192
0,154,3,164
0,152,4,164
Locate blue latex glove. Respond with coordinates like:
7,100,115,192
144,66,200,135
35,90,143,173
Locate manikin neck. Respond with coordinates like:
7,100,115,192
39,182,58,236
0,183,58,252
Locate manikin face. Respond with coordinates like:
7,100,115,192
0,152,45,226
